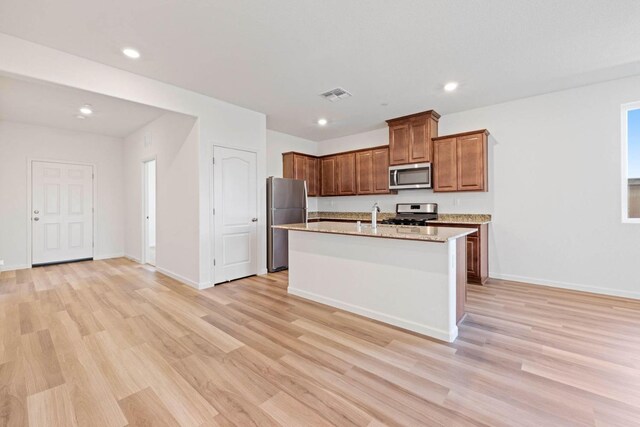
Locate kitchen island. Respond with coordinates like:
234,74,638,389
273,221,474,342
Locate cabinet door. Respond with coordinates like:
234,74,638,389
388,121,410,165
466,235,480,280
356,150,373,194
408,117,430,163
372,148,390,194
292,154,306,180
457,134,486,191
433,137,458,192
320,157,337,196
336,153,356,195
305,156,318,196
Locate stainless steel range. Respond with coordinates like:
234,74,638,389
381,203,438,226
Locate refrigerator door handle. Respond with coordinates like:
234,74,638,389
303,181,308,223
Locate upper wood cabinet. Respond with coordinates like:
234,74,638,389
320,156,338,196
306,156,319,196
356,147,390,195
336,153,356,195
387,110,440,166
372,148,390,193
282,152,320,196
433,137,458,192
432,130,489,192
355,150,374,194
457,133,486,191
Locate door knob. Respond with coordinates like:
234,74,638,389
33,217,40,221
251,218,258,222
34,210,39,214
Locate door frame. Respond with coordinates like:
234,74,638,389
26,158,97,267
142,157,157,265
211,144,259,285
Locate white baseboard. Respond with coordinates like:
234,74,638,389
124,254,142,264
94,253,125,260
288,287,457,342
0,263,30,272
155,266,200,290
489,272,640,300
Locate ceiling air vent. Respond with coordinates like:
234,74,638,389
320,87,352,102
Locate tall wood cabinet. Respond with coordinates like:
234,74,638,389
386,110,440,166
356,147,390,194
432,130,489,193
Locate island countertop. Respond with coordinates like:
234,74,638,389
273,221,475,243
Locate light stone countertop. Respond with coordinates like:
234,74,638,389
273,221,475,243
307,211,491,225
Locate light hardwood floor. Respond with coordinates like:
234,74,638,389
1,258,639,426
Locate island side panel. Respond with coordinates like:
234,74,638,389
287,230,458,342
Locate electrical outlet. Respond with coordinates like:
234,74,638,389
0,259,4,266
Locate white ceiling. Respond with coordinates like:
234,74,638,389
1,0,639,141
0,74,167,137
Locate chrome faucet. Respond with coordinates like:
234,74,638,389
371,202,381,229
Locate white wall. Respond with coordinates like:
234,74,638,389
123,113,199,286
312,75,640,299
0,34,266,286
0,120,124,270
266,129,319,211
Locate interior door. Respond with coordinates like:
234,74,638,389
214,146,258,283
32,161,93,265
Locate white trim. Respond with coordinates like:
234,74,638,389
27,158,97,266
155,266,200,289
0,264,30,272
489,272,640,300
288,287,458,342
141,157,157,266
621,101,640,223
124,254,142,263
94,253,125,260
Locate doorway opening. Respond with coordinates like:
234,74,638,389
143,159,157,266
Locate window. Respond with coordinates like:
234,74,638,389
623,102,640,222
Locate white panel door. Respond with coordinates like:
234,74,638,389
213,146,257,283
32,161,93,265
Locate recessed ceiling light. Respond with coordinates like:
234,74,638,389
75,115,86,120
122,47,141,59
79,104,93,115
444,82,459,92
317,118,328,126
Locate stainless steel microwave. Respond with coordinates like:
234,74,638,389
389,163,432,190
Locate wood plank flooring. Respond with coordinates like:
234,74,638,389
1,258,640,426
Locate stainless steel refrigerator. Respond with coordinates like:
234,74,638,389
267,177,307,272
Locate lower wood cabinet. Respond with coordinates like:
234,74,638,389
437,222,488,284
433,130,489,193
